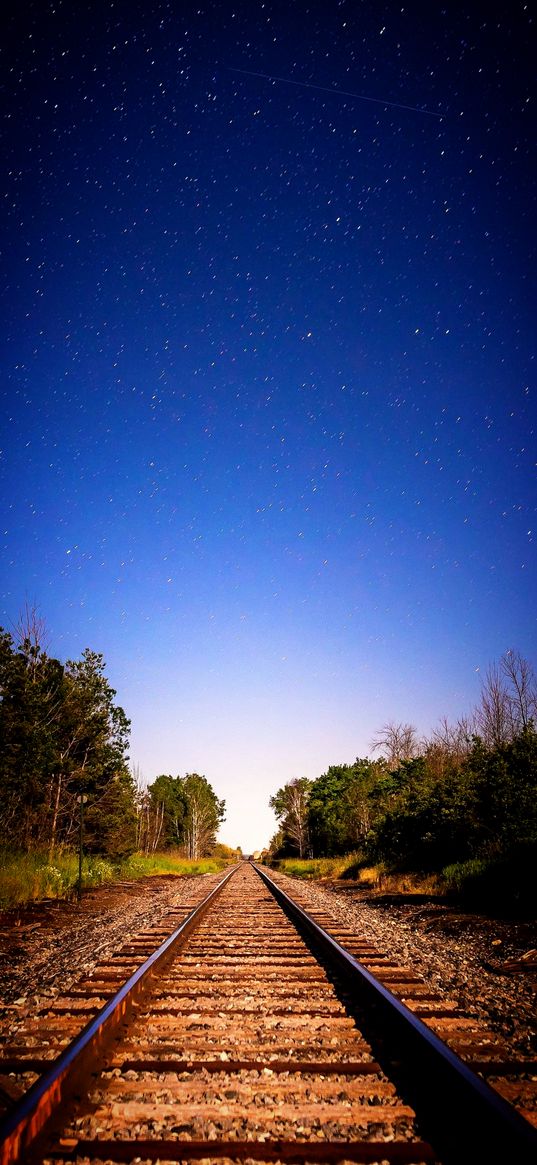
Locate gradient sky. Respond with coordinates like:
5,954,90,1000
1,1,536,851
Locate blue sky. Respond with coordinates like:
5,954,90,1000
1,1,535,849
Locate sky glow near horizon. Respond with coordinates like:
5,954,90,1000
1,2,536,851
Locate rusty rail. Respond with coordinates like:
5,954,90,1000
0,864,238,1165
254,863,537,1164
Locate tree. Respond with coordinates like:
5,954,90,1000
0,624,65,848
500,650,537,734
422,715,475,779
366,756,480,871
270,778,311,857
343,759,386,844
267,827,285,860
0,617,135,857
370,722,420,767
182,774,225,859
146,775,188,850
84,771,137,860
56,650,133,855
475,662,512,749
465,727,537,856
474,650,537,749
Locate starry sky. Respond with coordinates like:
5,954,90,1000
1,1,536,851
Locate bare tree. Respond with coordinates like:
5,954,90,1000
423,714,476,775
500,649,537,734
284,779,310,858
131,764,148,851
370,721,420,767
475,650,537,748
476,661,514,748
12,602,50,679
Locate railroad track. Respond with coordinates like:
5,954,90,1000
0,861,536,1165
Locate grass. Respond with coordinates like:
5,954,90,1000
440,846,536,913
274,855,442,895
275,851,535,911
0,849,230,911
275,854,365,881
119,853,229,879
0,851,115,910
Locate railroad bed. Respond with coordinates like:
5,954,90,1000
0,862,536,1165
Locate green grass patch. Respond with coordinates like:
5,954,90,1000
275,853,364,880
118,853,229,879
0,849,230,910
0,851,115,910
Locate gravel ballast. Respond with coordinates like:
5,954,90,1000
0,873,223,1007
270,870,537,1059
0,868,535,1062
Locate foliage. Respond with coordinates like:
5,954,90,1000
306,759,385,856
366,756,480,871
368,728,537,872
268,651,537,909
269,777,311,857
137,772,226,858
0,616,136,858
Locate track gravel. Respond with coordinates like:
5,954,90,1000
0,870,535,1066
0,874,223,1008
270,872,537,1060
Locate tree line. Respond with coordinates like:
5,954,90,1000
0,608,225,860
269,651,537,901
134,771,225,858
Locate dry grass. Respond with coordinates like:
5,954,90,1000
373,870,443,895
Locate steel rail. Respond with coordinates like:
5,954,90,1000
0,864,240,1165
254,863,537,1165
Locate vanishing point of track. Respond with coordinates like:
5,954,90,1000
0,861,536,1165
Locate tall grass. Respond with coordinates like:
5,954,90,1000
120,853,229,879
275,854,363,880
0,851,115,910
441,846,536,913
0,850,230,911
274,855,441,894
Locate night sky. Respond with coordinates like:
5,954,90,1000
1,1,536,850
